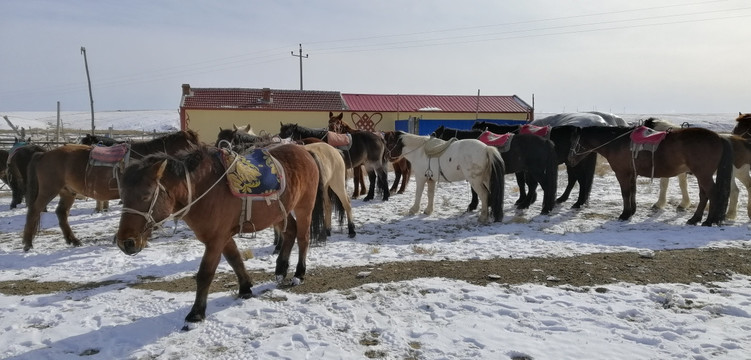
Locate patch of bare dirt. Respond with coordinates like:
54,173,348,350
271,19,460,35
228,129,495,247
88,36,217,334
1,248,749,296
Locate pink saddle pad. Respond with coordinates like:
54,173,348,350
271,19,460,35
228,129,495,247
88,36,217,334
630,126,667,145
326,132,351,148
520,124,551,138
478,131,513,147
90,143,130,163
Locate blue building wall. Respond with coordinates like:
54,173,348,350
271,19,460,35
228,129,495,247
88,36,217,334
394,119,528,136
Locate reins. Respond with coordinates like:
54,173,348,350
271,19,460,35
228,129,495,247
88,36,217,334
570,127,636,158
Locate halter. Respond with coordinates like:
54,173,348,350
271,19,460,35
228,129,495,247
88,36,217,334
569,127,636,159
120,155,238,239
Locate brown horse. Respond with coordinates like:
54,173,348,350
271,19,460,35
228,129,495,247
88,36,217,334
569,126,733,226
22,130,200,251
327,113,412,196
732,112,751,138
114,144,325,326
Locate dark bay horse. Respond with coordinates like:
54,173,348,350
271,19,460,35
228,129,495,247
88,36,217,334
22,130,200,251
473,121,598,209
5,141,46,209
279,121,390,201
215,124,266,152
115,144,325,326
732,112,751,138
327,112,412,196
432,126,558,214
568,126,733,226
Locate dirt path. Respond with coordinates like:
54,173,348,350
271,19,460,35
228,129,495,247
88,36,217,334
1,247,750,296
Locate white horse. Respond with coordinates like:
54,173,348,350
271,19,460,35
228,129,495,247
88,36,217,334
647,117,751,220
384,131,505,223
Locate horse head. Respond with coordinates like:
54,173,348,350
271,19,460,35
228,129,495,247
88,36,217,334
278,122,299,139
382,131,405,159
733,113,751,138
431,125,446,138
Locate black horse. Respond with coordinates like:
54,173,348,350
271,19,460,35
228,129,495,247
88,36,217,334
80,134,125,146
473,121,598,209
5,140,46,209
432,126,558,214
279,122,390,201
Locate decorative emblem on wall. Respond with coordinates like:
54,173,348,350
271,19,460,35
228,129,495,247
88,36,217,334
351,112,383,132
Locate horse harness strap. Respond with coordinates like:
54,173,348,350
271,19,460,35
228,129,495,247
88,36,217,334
423,138,456,182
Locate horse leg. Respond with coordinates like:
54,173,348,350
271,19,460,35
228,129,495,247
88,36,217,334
272,227,283,255
275,215,297,283
652,177,670,210
727,168,741,220
363,169,376,201
676,172,691,211
351,166,362,199
515,172,527,205
687,188,709,225
409,178,427,215
614,171,637,221
734,164,751,220
323,185,333,237
222,239,253,299
55,191,82,247
292,213,312,285
397,160,411,194
424,179,436,215
377,165,390,201
22,184,61,252
468,180,490,223
8,169,23,209
468,189,479,212
517,175,538,210
572,154,597,208
184,242,224,324
556,165,576,204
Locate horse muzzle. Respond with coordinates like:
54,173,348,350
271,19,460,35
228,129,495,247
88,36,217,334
117,237,145,255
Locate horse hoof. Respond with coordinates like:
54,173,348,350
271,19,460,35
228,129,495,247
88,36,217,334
23,244,32,252
686,218,700,225
348,232,356,238
239,291,253,299
275,274,286,284
291,277,302,286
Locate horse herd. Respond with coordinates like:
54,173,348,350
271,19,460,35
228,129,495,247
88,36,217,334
2,111,751,326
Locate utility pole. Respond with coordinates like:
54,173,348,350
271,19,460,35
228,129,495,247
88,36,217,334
290,43,308,90
81,46,95,134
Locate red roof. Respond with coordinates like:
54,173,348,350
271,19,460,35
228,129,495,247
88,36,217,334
181,87,347,111
341,93,531,113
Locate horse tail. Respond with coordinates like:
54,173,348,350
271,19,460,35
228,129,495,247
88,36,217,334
308,152,327,243
330,188,346,227
25,151,44,232
486,146,505,222
712,136,734,224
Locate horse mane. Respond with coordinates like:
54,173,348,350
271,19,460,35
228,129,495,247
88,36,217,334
643,117,678,131
123,145,217,188
398,131,429,148
130,130,200,154
280,123,328,139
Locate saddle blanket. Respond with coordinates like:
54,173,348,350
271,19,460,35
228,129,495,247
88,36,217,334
219,149,284,198
90,143,130,164
327,132,352,149
520,124,551,138
478,131,513,151
630,126,667,145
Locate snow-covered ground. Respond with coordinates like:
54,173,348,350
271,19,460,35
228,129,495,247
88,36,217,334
1,111,750,359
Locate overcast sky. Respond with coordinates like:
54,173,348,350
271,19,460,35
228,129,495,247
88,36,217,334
1,0,749,113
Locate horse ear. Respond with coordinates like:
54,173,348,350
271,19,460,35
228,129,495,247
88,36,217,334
219,127,223,132
337,112,343,120
329,111,334,118
243,124,251,132
232,124,239,131
153,160,169,180
741,112,743,116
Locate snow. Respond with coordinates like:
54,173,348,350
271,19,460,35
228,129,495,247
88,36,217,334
1,112,751,359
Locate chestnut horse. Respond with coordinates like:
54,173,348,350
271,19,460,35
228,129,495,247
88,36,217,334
568,126,733,226
327,112,412,196
114,144,325,326
22,130,200,251
279,121,390,201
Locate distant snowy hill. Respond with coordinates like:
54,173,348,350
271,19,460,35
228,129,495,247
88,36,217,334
0,110,180,132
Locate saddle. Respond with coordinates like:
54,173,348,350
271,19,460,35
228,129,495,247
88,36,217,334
478,131,513,152
89,143,131,166
424,137,456,157
520,124,551,139
219,148,284,199
7,142,28,165
629,126,668,179
326,131,352,150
